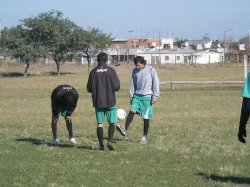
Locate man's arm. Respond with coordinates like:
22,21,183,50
151,68,160,99
87,72,93,93
111,69,120,91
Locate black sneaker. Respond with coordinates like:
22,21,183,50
99,144,104,151
116,124,126,136
107,141,115,151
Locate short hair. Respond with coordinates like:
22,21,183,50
97,52,108,63
134,56,146,65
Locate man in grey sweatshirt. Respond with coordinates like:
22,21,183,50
116,56,160,144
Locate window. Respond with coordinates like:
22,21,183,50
165,56,169,61
151,56,155,64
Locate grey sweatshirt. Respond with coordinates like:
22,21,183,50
129,64,160,99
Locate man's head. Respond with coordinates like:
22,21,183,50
97,52,108,63
134,56,146,69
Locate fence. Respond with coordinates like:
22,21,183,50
160,80,244,90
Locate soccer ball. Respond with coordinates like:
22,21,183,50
117,108,127,120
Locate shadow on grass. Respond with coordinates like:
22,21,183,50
0,71,76,78
47,71,76,76
1,72,24,77
197,172,250,185
16,137,95,150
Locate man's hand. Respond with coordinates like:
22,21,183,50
238,129,247,143
65,115,72,123
130,98,133,105
151,98,157,104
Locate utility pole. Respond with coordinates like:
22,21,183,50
223,28,234,62
157,30,161,64
128,30,133,62
248,30,250,49
0,18,2,38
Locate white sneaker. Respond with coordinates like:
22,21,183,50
69,137,77,144
140,136,147,144
52,139,59,145
116,124,127,136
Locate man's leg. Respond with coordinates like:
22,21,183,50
139,119,149,144
51,115,59,144
65,117,73,139
107,123,115,150
116,110,136,136
125,111,136,131
97,124,104,150
143,119,149,137
238,97,250,143
65,117,77,144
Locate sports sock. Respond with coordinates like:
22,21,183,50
97,127,104,146
108,123,115,142
66,119,73,139
125,111,135,131
143,119,149,137
51,122,58,139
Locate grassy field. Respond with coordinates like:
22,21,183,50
0,62,250,187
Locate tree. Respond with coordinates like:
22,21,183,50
174,38,187,48
0,26,38,77
239,35,250,50
22,10,78,75
72,27,113,73
201,34,211,41
211,40,220,49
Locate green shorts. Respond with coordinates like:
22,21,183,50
95,106,118,124
131,95,153,120
55,107,70,117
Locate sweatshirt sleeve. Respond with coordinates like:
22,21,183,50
86,71,93,93
129,78,135,98
112,69,120,91
151,68,160,99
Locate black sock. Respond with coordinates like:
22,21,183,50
239,97,250,132
97,127,104,146
143,119,149,137
51,116,58,139
51,123,57,139
108,123,115,142
125,111,135,131
66,119,73,139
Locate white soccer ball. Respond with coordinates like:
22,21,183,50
117,108,127,120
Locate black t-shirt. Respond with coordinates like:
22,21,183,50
51,85,79,115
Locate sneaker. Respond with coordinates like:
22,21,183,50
52,139,59,145
140,136,147,144
107,141,115,151
69,137,77,144
116,124,126,136
99,144,104,151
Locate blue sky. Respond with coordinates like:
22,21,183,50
1,0,250,41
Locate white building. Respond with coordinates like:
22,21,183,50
136,48,223,64
195,51,224,64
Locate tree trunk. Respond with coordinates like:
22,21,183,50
24,60,30,78
56,61,61,76
87,56,91,74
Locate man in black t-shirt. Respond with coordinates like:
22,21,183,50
51,85,79,145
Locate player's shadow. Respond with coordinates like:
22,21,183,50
103,137,133,143
197,172,250,185
16,137,94,150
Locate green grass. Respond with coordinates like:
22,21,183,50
0,62,250,187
